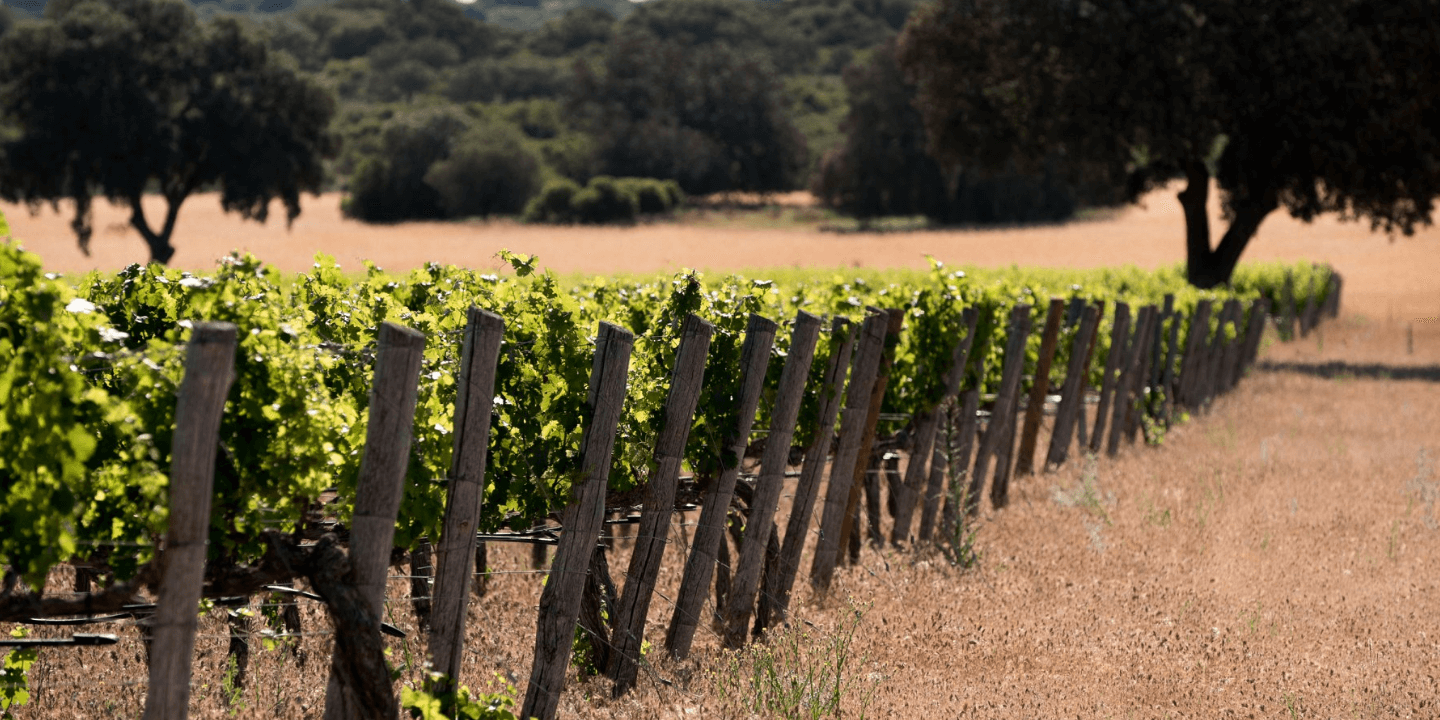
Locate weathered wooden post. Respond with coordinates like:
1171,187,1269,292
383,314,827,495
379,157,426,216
1107,305,1147,456
912,308,981,542
1089,302,1131,454
521,322,633,720
1149,295,1175,416
665,314,777,660
142,323,237,720
892,307,979,545
1239,298,1271,373
1045,304,1101,470
939,389,980,543
1159,304,1182,425
1120,306,1158,447
836,309,903,560
722,312,821,648
1176,300,1213,408
325,322,427,720
764,318,854,627
607,315,712,695
1280,271,1297,341
978,304,1033,511
1016,298,1066,476
810,312,888,592
428,308,504,697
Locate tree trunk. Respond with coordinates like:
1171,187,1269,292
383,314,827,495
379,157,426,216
1179,162,1276,289
129,192,185,265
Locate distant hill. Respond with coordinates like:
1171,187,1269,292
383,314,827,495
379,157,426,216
1,0,641,29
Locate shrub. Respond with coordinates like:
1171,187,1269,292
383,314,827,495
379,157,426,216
523,178,581,223
343,109,469,222
423,126,542,218
616,177,684,214
570,176,637,224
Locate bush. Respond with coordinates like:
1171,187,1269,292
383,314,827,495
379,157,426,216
343,109,469,222
423,126,542,218
616,177,684,214
523,178,581,223
524,176,679,224
570,176,637,224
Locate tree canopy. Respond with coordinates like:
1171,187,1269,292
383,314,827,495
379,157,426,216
0,0,336,264
898,0,1440,287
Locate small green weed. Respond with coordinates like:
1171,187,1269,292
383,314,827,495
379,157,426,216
1,629,37,718
401,673,520,720
1052,455,1112,526
713,599,877,720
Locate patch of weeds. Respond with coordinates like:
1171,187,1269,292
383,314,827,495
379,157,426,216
1281,691,1304,718
1240,602,1263,635
1142,495,1172,528
1205,421,1237,449
1195,474,1225,529
1403,448,1438,530
1,629,37,718
940,478,982,570
220,654,246,714
1260,532,1271,551
713,599,878,720
401,673,520,719
1052,454,1113,526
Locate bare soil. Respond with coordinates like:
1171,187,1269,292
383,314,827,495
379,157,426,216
4,184,1439,718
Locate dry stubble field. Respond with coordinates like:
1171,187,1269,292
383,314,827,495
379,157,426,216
3,185,1439,718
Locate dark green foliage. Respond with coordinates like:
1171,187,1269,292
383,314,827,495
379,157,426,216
523,178,581,223
444,54,571,103
618,0,813,73
523,176,681,223
0,0,336,264
422,124,543,218
814,38,1076,225
576,32,808,195
528,6,613,57
898,0,1440,287
570,175,636,224
342,109,467,221
0,6,13,37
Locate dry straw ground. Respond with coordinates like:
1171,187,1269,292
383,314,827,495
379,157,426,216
3,184,1438,718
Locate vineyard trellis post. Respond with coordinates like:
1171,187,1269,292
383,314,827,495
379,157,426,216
141,323,237,720
1160,301,1182,425
665,314,777,660
762,317,854,628
428,308,505,699
722,311,822,648
1045,303,1101,470
1090,302,1131,454
608,314,713,696
1176,300,1212,408
914,307,981,542
1240,298,1271,372
521,321,633,720
837,308,903,561
1148,294,1175,417
1016,298,1067,477
980,303,1033,511
1119,305,1158,448
324,321,427,720
810,311,888,591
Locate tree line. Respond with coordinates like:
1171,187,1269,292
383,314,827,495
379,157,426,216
3,0,1438,287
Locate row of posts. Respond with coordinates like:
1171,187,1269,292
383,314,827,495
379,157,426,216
134,270,1340,720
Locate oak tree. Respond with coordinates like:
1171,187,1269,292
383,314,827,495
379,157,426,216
0,0,335,264
898,0,1440,287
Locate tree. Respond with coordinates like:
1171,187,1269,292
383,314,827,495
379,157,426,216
898,0,1440,287
0,0,336,264
574,31,808,195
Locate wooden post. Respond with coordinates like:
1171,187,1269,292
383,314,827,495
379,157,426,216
809,312,888,592
665,314,777,660
1122,306,1159,446
1325,272,1343,318
765,318,854,627
142,323,237,720
1218,299,1244,393
428,308,504,695
1176,300,1213,408
1045,304,1101,470
1107,305,1147,457
1300,290,1319,339
978,304,1032,511
836,309,903,560
892,307,979,545
941,390,981,541
1160,304,1182,425
1239,298,1271,374
912,308,980,542
1149,295,1175,415
916,422,950,543
1201,301,1236,407
521,322,633,720
608,315,712,695
1089,302,1131,454
325,322,427,720
1016,298,1066,476
722,312,821,648
1281,272,1297,341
